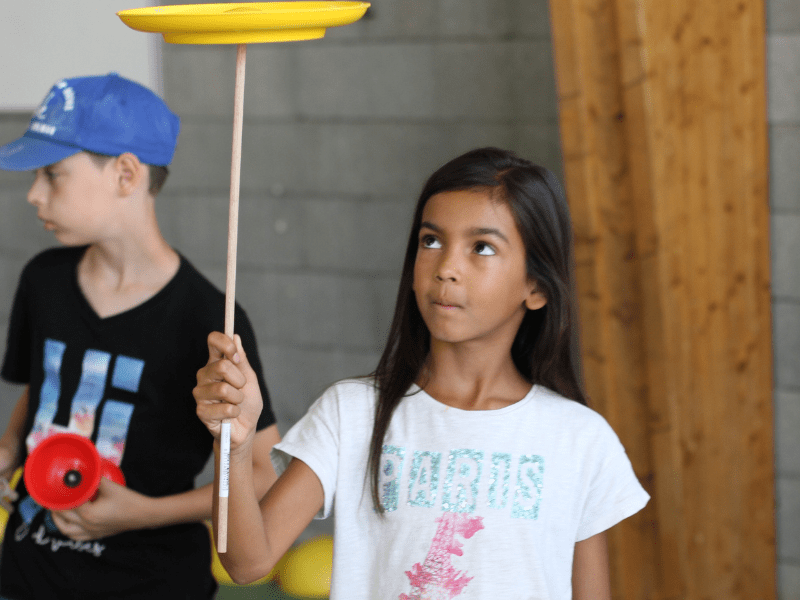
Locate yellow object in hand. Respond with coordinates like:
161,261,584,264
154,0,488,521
0,467,23,542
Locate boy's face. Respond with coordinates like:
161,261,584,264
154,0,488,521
27,152,119,246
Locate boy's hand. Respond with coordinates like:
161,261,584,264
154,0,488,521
0,445,19,481
0,478,19,513
0,446,20,512
193,332,264,452
50,478,147,541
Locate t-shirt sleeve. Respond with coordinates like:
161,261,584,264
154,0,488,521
270,386,341,520
575,420,650,542
1,266,32,384
233,303,276,431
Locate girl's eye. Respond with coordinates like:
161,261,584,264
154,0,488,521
420,235,441,249
44,169,58,182
474,242,496,256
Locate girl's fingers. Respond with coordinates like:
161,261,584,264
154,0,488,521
196,398,240,423
207,331,241,366
196,357,247,390
195,332,259,440
233,334,252,373
194,380,244,407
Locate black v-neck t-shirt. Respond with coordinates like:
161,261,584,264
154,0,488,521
1,246,275,599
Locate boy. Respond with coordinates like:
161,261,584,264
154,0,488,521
0,73,280,599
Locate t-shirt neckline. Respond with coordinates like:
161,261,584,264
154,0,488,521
406,383,539,416
70,245,187,324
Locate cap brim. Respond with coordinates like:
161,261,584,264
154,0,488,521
0,134,82,171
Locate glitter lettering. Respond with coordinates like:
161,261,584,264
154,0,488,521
488,453,512,510
443,450,483,513
512,454,544,520
408,451,441,508
380,445,406,512
378,445,545,517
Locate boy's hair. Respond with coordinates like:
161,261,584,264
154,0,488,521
86,151,170,197
367,147,587,512
0,73,179,173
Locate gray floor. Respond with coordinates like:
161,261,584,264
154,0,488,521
216,581,303,600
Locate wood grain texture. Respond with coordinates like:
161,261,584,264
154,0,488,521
219,42,248,555
548,0,775,598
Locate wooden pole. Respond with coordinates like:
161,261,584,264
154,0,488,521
218,42,247,554
548,0,776,598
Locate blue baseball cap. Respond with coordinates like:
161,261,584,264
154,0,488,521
0,73,180,171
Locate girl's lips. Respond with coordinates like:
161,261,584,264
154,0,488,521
433,299,461,309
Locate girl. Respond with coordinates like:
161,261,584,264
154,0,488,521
194,147,649,599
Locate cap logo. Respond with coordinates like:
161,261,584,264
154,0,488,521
30,80,77,138
62,89,75,112
29,122,57,136
34,92,54,120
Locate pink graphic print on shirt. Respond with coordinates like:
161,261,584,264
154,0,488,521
399,512,484,600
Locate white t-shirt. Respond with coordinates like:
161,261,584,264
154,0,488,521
272,378,649,600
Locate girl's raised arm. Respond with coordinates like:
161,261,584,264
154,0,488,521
225,454,324,583
194,333,324,583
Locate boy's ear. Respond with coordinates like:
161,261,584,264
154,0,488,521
114,153,145,196
525,284,547,311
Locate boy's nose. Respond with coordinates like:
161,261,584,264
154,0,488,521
27,173,45,206
26,188,43,207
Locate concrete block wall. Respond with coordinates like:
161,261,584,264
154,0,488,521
0,0,560,540
158,0,560,444
768,0,800,597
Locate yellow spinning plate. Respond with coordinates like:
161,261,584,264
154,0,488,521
118,1,370,44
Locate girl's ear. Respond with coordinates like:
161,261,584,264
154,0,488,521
114,153,145,196
525,285,547,311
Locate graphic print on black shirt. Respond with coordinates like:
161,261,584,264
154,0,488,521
13,337,144,559
27,338,140,461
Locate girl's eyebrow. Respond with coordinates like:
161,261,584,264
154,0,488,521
471,227,509,243
420,221,510,243
419,221,440,232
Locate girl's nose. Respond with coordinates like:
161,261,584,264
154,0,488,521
435,249,460,282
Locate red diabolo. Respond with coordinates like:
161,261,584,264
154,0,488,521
24,433,126,510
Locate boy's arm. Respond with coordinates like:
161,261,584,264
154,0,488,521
572,531,611,600
50,424,280,541
0,386,29,479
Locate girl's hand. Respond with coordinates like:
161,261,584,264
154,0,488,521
193,332,264,452
50,478,148,541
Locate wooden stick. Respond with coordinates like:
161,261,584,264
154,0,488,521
218,42,247,554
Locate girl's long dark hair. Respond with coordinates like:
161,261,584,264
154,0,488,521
368,147,587,512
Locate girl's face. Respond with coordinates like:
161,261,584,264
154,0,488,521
413,188,546,350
